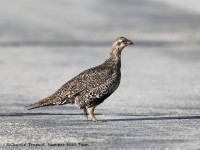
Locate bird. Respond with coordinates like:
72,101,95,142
27,37,133,122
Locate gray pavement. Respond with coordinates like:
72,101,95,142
0,0,200,149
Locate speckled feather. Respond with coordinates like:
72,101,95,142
28,37,133,121
28,59,120,108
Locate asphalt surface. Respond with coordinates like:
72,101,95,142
0,0,200,149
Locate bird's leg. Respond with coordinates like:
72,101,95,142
83,107,88,119
86,107,97,122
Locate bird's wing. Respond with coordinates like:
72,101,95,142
84,74,118,107
74,65,119,108
28,64,115,110
59,64,114,91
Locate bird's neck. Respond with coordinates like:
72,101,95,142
105,47,122,68
111,46,123,62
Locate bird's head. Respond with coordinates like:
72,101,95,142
112,37,133,51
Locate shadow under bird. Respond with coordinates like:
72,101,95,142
27,37,133,122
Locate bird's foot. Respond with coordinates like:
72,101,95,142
91,118,107,122
90,117,97,122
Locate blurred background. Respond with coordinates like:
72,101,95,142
1,0,200,43
1,0,200,111
0,0,200,149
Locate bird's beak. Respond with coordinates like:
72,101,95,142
127,40,134,45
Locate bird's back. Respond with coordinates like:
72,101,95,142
28,59,121,110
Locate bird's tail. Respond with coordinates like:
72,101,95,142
27,94,58,110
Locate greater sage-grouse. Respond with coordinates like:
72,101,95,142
28,37,133,122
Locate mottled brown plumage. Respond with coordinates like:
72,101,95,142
28,37,133,122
